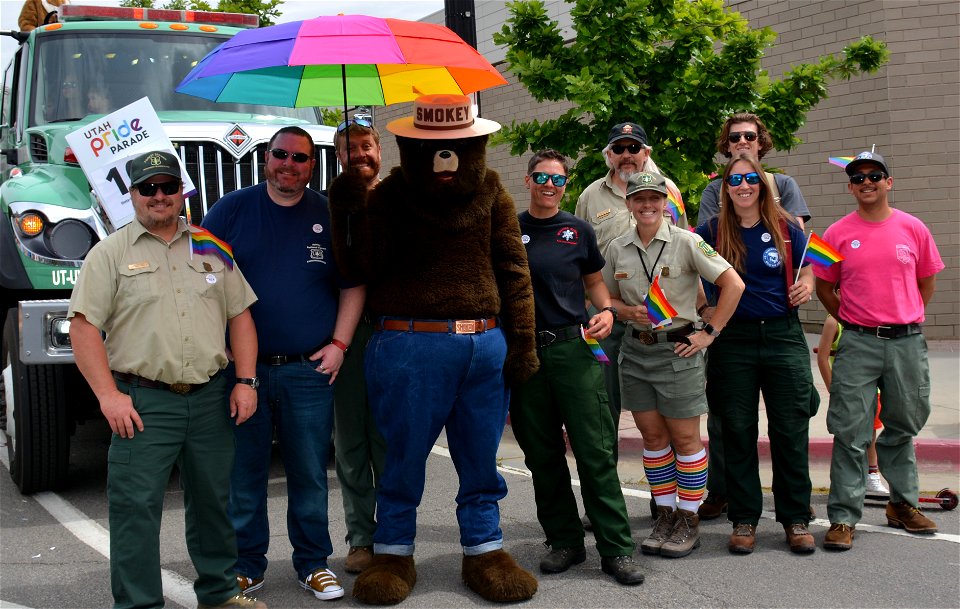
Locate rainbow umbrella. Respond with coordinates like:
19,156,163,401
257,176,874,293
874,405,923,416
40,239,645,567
829,156,855,169
175,14,507,108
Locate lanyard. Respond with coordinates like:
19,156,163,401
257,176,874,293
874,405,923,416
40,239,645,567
636,241,666,285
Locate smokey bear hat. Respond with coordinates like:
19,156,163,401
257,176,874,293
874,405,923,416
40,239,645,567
387,94,501,140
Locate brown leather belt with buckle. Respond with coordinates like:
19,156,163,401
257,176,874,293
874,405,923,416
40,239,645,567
112,371,211,395
380,318,498,334
631,323,695,346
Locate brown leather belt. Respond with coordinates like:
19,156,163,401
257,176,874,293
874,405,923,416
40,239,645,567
631,323,695,346
112,371,212,395
379,318,498,334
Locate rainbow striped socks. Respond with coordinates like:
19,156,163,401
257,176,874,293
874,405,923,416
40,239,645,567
643,446,677,508
676,449,708,512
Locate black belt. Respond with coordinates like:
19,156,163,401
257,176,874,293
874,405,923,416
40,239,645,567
536,325,582,348
112,371,212,395
841,321,922,340
630,323,695,346
258,342,327,366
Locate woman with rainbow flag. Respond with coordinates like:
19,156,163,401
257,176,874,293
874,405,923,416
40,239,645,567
695,154,819,556
602,171,743,559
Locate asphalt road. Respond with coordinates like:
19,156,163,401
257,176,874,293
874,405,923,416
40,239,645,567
1,421,958,609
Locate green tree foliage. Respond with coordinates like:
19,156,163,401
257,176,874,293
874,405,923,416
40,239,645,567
493,0,889,219
120,0,282,26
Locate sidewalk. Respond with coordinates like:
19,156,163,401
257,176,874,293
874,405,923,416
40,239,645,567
614,335,960,469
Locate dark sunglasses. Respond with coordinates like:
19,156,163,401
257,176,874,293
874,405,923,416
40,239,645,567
530,172,568,187
726,172,762,187
269,148,311,163
611,143,643,155
135,181,181,196
337,118,373,132
727,131,758,143
849,171,886,185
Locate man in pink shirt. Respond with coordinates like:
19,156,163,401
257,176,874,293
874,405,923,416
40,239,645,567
814,151,944,551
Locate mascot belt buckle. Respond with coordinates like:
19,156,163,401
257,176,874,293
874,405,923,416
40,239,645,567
455,320,479,334
636,331,656,345
169,382,192,394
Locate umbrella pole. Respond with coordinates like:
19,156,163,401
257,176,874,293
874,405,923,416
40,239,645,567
341,63,353,247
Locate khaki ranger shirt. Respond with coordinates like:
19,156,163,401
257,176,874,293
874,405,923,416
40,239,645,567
575,171,688,257
68,218,257,385
602,221,731,330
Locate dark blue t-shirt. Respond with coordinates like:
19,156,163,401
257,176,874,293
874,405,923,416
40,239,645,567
696,218,808,320
518,210,605,330
202,182,352,354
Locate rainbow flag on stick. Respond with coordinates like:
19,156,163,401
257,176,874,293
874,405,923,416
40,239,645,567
666,182,685,225
645,274,678,328
581,326,610,365
190,226,235,270
795,232,844,283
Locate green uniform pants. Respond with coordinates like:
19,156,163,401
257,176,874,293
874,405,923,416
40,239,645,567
588,304,623,461
109,375,238,609
510,338,634,557
827,330,931,525
705,314,818,526
333,320,386,547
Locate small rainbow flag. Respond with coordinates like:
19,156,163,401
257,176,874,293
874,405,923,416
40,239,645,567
666,182,685,224
580,326,610,365
645,275,678,328
828,156,855,169
805,232,844,268
190,226,234,269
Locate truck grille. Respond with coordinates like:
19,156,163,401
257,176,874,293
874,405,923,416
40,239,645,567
173,141,339,223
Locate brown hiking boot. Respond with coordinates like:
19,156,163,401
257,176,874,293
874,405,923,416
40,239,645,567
886,501,937,534
823,523,855,550
728,523,756,554
660,509,700,558
697,493,727,520
640,506,676,555
784,523,816,554
345,546,374,574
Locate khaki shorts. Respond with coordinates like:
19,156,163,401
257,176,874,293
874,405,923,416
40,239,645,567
618,334,707,419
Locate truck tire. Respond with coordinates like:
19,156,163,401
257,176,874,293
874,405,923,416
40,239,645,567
3,308,70,493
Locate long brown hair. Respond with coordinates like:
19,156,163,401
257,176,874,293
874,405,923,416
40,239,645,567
717,154,795,274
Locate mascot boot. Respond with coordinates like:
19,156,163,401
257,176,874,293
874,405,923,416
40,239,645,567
462,549,538,603
352,554,417,606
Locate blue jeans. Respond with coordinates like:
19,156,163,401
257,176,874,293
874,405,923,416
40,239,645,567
365,322,510,556
227,360,335,580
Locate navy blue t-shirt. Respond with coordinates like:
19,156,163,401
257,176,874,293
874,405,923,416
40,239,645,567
696,218,808,320
518,210,605,330
202,183,352,355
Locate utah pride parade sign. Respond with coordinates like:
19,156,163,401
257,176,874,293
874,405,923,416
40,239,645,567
66,97,196,229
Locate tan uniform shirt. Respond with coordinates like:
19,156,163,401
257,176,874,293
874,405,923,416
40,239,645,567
602,221,731,330
68,218,257,385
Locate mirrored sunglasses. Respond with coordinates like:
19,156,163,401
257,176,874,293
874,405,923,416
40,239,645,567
530,172,568,187
727,131,758,143
337,118,373,132
136,181,181,196
611,143,643,155
269,148,311,163
849,171,886,185
726,172,762,187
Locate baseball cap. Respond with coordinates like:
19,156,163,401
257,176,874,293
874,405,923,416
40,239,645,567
126,150,182,186
845,151,889,176
608,122,648,146
625,172,668,197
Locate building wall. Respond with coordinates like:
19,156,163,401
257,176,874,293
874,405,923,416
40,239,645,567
372,0,958,337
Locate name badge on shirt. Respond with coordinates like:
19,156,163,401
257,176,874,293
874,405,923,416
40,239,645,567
127,262,150,270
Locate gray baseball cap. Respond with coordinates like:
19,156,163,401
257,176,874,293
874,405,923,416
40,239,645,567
625,172,668,197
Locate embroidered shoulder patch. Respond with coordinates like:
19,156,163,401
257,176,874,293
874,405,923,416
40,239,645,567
698,241,718,257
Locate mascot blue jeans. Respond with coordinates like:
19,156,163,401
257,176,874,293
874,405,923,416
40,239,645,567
364,322,510,556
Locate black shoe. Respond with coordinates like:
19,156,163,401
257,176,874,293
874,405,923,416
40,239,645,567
539,547,586,574
600,555,645,586
581,514,593,532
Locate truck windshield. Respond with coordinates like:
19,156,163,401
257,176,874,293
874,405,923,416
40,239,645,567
32,32,321,125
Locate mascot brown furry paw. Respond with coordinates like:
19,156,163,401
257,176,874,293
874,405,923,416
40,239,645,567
329,94,538,605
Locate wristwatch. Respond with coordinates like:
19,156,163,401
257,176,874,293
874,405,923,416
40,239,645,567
703,323,721,337
601,306,619,321
236,377,260,390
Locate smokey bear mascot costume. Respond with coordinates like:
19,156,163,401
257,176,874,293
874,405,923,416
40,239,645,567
328,94,539,605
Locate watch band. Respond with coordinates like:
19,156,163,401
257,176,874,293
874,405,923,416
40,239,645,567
703,323,721,337
236,377,260,389
601,306,618,321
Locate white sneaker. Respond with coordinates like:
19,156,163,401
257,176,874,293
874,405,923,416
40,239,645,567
866,472,889,494
299,567,344,601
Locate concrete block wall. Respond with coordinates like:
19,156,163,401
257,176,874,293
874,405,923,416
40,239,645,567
369,0,958,337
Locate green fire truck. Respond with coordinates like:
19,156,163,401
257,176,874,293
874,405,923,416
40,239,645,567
1,5,338,493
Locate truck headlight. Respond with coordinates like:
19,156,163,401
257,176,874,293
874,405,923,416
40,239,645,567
50,317,72,349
